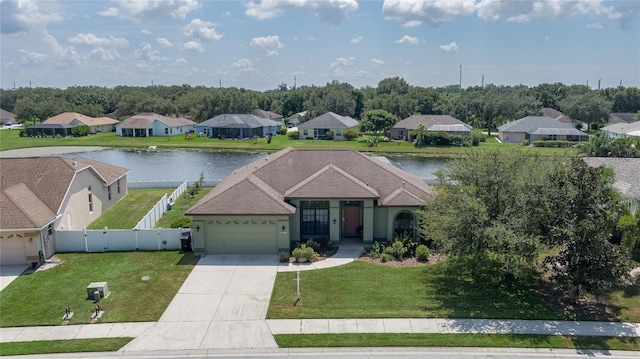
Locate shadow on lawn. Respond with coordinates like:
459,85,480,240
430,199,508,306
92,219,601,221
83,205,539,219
175,251,200,266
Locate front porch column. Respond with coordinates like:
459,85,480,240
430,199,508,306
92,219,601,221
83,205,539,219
362,200,374,245
330,200,340,242
192,220,205,255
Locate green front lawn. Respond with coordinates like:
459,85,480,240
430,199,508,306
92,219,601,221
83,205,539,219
87,188,171,229
275,333,640,351
0,338,132,356
0,251,198,327
268,260,568,320
154,188,211,228
0,129,579,157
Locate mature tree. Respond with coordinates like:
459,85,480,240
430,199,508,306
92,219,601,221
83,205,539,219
529,82,568,109
560,92,612,131
359,109,397,145
545,160,631,301
376,77,410,95
579,133,640,158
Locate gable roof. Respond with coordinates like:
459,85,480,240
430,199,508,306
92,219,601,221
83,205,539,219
498,116,583,134
186,148,435,216
0,157,129,230
392,115,469,131
45,112,118,127
610,113,637,124
541,108,573,124
583,157,640,199
254,109,283,120
0,109,17,121
118,112,195,129
298,112,359,129
601,121,640,135
198,114,280,129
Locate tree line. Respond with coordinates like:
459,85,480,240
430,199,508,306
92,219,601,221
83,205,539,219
1,78,639,128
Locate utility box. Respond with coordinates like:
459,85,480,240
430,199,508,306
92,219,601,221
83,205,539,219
87,282,109,300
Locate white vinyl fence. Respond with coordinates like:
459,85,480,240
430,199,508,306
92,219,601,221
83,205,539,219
134,181,188,230
55,228,192,252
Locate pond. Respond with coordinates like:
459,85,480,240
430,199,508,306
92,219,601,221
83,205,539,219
58,149,449,183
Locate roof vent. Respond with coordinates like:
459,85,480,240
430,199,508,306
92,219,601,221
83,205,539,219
72,160,77,166
402,181,406,187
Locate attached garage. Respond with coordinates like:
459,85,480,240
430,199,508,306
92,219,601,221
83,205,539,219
204,219,280,254
1,236,27,265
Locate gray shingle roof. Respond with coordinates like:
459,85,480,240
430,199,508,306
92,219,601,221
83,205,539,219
529,127,588,136
601,121,640,135
1,157,129,229
118,112,195,129
392,115,468,131
198,114,280,129
498,116,582,134
583,157,640,199
186,148,435,216
298,112,359,129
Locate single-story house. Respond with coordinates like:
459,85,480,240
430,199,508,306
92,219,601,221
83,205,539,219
390,115,472,141
195,114,281,139
498,116,589,143
286,110,307,128
186,147,435,255
254,109,283,122
297,112,359,140
25,123,75,137
583,157,640,210
44,112,118,134
117,112,196,137
0,157,129,265
1,108,17,125
601,121,640,139
609,113,638,124
542,108,573,124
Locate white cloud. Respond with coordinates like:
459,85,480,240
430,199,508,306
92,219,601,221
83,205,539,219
383,0,476,27
19,49,47,64
250,35,284,55
507,14,530,22
42,29,80,65
586,22,603,29
395,35,419,44
350,36,363,44
439,41,459,52
476,0,605,22
232,58,253,68
604,1,640,29
141,29,152,35
1,0,64,34
402,20,422,27
245,0,358,25
306,35,316,41
174,58,188,66
99,0,201,21
184,18,223,42
330,56,355,76
156,37,173,47
67,33,129,47
182,41,204,52
371,58,384,65
134,42,163,60
89,47,120,61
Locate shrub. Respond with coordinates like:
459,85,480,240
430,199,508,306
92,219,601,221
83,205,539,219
170,217,192,228
304,239,321,253
343,128,359,141
71,125,90,137
386,240,407,260
324,131,333,140
415,244,430,262
293,244,318,263
279,251,290,263
380,253,395,262
414,132,473,147
370,241,384,259
280,126,287,135
532,140,575,148
287,131,299,140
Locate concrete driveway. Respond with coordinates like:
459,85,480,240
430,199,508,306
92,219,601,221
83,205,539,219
123,255,279,351
0,265,28,292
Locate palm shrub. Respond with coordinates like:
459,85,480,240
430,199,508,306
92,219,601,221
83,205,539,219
415,244,430,262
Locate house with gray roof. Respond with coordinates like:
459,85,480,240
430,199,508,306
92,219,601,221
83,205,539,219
601,121,640,139
498,116,589,143
0,157,129,265
583,157,640,210
1,108,17,125
195,114,281,139
186,148,434,255
116,112,196,137
391,115,471,141
298,112,359,140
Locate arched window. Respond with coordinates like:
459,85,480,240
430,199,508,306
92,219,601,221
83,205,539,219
394,212,414,238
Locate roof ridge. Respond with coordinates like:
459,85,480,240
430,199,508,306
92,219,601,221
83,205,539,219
382,187,423,206
284,163,379,198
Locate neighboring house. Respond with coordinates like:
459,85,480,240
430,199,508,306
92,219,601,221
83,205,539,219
195,114,281,139
542,108,573,124
117,112,196,137
1,108,17,125
0,157,129,265
609,113,638,124
390,115,472,141
498,116,589,143
254,109,283,122
286,110,307,128
601,121,640,139
186,147,435,255
583,157,640,210
44,112,118,134
297,112,359,140
25,123,75,137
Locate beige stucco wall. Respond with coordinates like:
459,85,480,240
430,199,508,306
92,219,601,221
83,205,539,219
499,131,526,143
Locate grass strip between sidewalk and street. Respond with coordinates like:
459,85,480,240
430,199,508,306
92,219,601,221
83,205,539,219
0,337,132,356
274,333,640,351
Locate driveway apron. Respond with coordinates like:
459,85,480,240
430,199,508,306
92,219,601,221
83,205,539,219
123,255,279,351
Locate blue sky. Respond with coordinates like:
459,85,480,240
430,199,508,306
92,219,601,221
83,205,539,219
1,0,638,91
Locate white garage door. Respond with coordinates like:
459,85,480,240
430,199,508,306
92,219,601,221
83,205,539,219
205,221,279,254
1,237,27,265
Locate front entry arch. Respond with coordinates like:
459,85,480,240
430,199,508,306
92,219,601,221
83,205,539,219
394,211,415,239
